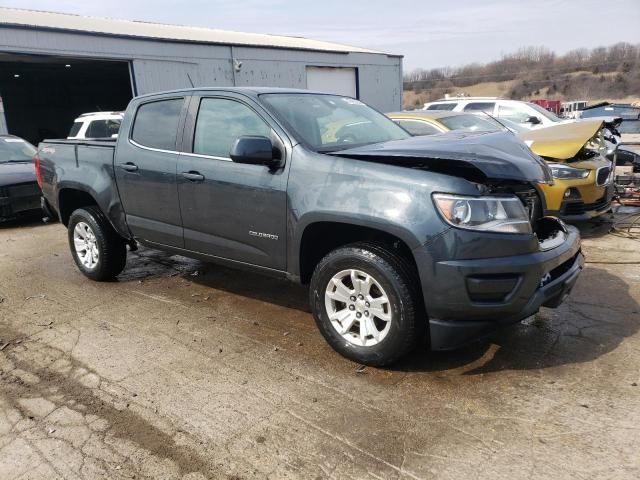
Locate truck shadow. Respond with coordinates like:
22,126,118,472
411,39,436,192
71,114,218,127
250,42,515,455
123,248,638,375
0,214,46,230
572,215,615,239
394,266,639,374
124,247,311,312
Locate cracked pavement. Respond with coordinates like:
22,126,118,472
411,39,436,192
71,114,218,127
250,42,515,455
0,215,639,479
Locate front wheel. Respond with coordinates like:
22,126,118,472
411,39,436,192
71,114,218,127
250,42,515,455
309,242,422,366
67,206,127,281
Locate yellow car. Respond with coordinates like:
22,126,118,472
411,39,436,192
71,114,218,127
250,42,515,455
387,111,614,221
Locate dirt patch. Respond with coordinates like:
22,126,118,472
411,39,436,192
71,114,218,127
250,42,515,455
0,323,217,479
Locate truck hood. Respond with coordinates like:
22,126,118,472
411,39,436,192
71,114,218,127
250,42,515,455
517,120,603,160
0,161,36,187
329,131,552,183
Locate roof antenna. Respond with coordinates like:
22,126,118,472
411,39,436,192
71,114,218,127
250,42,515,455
186,72,194,88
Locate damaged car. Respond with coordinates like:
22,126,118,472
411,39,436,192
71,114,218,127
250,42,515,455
37,89,583,365
518,121,614,220
388,112,614,221
0,134,42,221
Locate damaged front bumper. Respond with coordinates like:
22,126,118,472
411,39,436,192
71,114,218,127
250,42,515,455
415,218,584,350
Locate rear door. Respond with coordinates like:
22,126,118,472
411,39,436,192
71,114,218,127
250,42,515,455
114,97,187,247
177,94,288,270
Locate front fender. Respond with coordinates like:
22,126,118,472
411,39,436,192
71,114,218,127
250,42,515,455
285,148,469,278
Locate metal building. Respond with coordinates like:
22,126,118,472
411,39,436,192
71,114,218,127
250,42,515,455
0,7,403,144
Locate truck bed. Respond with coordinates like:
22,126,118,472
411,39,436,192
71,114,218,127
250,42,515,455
38,137,128,236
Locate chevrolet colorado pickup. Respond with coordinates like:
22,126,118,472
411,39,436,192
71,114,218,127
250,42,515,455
37,88,584,366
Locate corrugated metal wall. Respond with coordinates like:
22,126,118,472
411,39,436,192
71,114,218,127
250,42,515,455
0,26,402,112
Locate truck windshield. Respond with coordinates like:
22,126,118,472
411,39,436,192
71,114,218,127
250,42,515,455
0,137,37,163
260,93,410,152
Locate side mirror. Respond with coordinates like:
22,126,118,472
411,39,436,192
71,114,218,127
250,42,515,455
230,136,282,168
526,116,541,125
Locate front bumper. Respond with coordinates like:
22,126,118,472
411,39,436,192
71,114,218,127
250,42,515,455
549,184,614,221
0,182,42,220
418,224,583,350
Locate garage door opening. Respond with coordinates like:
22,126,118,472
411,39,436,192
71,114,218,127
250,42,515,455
0,53,133,145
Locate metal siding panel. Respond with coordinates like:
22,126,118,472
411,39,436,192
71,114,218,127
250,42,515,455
132,59,234,94
356,64,402,112
234,60,306,88
0,26,402,110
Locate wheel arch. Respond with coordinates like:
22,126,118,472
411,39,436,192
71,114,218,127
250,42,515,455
57,183,131,239
295,215,422,286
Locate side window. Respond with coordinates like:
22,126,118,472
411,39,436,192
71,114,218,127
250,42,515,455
193,98,271,158
132,98,184,150
394,119,442,136
463,102,495,113
497,104,532,123
68,121,82,137
106,119,121,137
86,120,118,138
427,103,456,111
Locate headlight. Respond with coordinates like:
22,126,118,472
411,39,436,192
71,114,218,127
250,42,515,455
584,131,608,156
548,163,590,179
433,194,532,234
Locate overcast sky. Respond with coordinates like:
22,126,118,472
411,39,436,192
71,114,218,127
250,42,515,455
3,0,639,71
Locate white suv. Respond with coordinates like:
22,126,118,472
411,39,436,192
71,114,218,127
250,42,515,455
67,112,124,139
423,97,568,129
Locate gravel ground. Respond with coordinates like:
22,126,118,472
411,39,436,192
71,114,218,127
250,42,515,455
0,214,639,479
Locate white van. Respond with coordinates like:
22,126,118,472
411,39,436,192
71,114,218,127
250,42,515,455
423,97,569,129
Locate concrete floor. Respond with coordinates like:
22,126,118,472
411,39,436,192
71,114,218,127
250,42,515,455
0,215,639,479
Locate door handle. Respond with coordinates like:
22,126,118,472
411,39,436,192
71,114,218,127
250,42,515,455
182,171,205,182
119,162,138,172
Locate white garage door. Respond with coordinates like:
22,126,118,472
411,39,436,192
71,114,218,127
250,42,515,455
306,67,357,98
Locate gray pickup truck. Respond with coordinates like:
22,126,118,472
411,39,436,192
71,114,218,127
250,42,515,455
37,88,583,366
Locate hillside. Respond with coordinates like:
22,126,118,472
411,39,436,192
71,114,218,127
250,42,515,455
403,43,640,109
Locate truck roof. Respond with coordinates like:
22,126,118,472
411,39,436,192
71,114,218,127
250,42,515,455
134,87,338,101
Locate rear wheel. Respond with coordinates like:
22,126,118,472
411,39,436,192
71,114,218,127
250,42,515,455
67,206,127,281
309,242,421,366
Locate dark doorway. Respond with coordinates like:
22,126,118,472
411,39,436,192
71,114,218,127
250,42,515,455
0,53,133,145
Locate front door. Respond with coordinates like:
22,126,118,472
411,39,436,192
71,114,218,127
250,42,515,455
115,97,186,247
177,95,288,270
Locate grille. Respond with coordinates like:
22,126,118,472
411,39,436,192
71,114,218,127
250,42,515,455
596,166,611,186
514,188,542,222
542,251,580,287
562,196,610,216
490,184,543,222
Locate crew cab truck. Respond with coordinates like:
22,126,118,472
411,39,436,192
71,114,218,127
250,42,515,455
37,88,584,366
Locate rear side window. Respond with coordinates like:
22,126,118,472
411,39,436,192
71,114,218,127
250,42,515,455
68,121,82,137
132,99,184,150
463,102,495,113
394,119,442,136
86,119,122,138
426,103,456,111
193,98,271,158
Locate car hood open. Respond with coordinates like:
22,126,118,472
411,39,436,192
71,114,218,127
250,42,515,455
0,161,36,187
518,120,603,160
329,131,552,183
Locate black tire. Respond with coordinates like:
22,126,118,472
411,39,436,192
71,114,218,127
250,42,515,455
67,206,127,281
309,242,422,366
